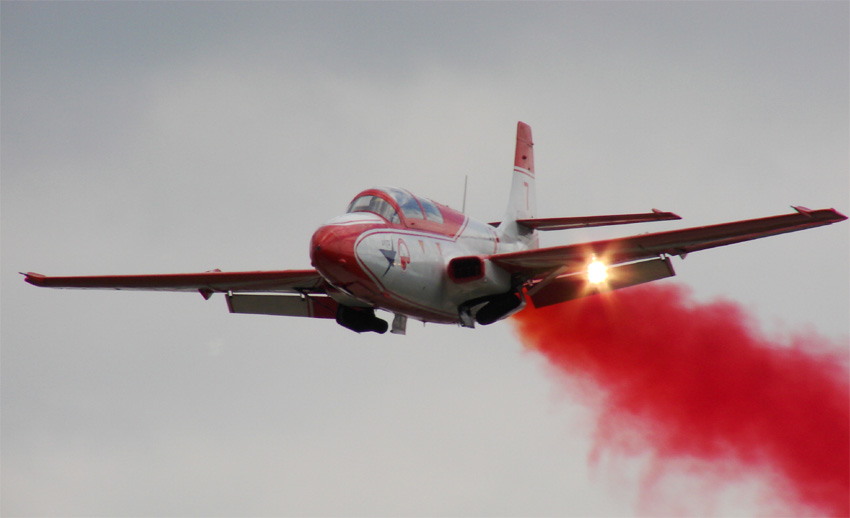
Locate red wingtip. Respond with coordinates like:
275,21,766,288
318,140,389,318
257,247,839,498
22,272,47,286
652,208,683,220
793,206,848,221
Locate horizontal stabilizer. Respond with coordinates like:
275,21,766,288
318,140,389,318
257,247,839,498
499,209,682,230
226,294,337,318
490,209,682,230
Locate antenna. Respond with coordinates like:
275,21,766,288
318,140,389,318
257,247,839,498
462,175,468,213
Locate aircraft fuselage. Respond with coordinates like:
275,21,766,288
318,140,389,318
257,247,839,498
309,188,523,326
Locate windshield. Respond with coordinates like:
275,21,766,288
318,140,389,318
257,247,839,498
347,194,400,223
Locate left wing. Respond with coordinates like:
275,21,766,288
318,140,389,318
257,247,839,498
489,207,846,306
23,269,327,300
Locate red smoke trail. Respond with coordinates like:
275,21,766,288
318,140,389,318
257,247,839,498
512,283,849,516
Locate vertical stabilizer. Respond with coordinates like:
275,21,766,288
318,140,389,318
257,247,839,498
498,122,539,248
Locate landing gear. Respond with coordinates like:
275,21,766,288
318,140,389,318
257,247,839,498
336,305,389,334
459,291,526,327
475,291,525,325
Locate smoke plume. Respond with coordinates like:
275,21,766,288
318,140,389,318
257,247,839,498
512,283,848,516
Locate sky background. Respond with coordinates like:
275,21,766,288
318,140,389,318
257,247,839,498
2,2,848,516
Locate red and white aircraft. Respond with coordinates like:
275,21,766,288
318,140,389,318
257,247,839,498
25,122,846,334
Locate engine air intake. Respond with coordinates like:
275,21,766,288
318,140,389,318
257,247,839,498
448,256,485,283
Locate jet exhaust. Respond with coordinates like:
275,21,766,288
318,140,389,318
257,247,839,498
511,283,848,516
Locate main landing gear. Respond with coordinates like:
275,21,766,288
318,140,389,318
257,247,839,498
459,291,525,328
335,305,389,334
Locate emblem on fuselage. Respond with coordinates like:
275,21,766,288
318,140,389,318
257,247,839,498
379,245,396,276
398,239,410,271
378,237,411,276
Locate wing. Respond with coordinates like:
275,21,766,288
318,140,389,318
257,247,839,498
491,206,846,283
23,269,328,300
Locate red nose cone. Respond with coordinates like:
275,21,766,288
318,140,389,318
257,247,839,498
310,224,359,285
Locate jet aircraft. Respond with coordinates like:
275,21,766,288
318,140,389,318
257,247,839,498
24,122,847,334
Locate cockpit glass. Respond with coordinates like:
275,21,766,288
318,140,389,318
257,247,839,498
347,196,372,213
347,195,400,223
384,187,424,220
417,196,444,223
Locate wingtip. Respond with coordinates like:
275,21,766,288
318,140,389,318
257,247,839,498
22,272,46,286
651,209,682,221
792,206,848,222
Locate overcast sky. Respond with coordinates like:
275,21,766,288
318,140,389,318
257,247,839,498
2,2,848,516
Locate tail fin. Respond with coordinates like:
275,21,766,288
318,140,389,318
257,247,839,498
510,121,537,220
497,122,539,248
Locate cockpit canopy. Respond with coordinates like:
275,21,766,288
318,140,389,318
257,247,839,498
347,186,444,224
347,193,400,223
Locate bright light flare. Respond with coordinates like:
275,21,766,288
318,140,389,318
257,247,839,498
587,257,608,284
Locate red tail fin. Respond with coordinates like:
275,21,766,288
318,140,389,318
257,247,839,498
514,121,534,173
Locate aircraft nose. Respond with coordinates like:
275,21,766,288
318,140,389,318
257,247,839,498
310,224,356,281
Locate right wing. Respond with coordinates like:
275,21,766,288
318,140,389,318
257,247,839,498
491,207,846,279
489,207,846,307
